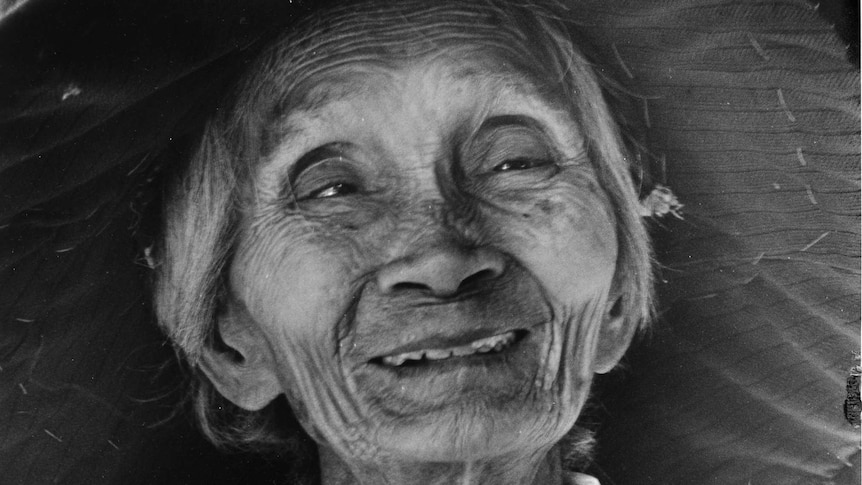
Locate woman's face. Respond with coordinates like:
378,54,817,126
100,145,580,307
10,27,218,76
223,54,619,462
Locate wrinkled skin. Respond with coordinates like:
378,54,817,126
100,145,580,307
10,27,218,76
203,53,627,484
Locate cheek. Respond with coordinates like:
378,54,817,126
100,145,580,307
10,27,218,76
492,186,618,301
228,225,378,438
229,225,369,372
234,243,344,330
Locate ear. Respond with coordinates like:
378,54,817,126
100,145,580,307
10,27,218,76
593,293,639,374
199,300,282,410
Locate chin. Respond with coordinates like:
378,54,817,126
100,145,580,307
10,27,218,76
368,391,582,462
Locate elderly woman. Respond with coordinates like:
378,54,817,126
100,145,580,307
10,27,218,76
154,0,654,483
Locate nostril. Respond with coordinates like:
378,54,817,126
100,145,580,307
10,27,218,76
608,296,623,318
457,268,500,292
391,281,432,292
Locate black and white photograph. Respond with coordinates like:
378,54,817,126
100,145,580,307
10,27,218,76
0,0,859,483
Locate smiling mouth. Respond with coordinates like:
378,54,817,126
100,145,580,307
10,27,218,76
372,330,528,367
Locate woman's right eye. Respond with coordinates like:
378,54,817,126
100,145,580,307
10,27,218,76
292,165,362,202
306,182,358,200
287,145,365,203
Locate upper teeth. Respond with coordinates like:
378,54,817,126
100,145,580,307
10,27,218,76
381,331,517,367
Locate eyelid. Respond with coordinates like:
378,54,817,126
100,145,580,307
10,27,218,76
468,117,558,171
287,142,351,184
477,114,549,134
472,115,558,156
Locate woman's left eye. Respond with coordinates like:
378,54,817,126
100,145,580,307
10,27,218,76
464,118,558,178
494,158,550,172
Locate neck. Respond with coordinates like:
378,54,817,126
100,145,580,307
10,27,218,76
317,445,565,485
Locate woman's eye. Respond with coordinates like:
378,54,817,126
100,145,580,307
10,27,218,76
287,144,363,202
308,182,357,199
464,118,558,177
494,158,549,172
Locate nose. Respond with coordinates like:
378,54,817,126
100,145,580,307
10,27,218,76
376,245,506,297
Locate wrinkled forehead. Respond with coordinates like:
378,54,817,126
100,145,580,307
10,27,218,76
236,0,575,146
265,0,563,79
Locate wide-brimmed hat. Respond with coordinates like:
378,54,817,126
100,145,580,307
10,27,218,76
0,1,857,483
